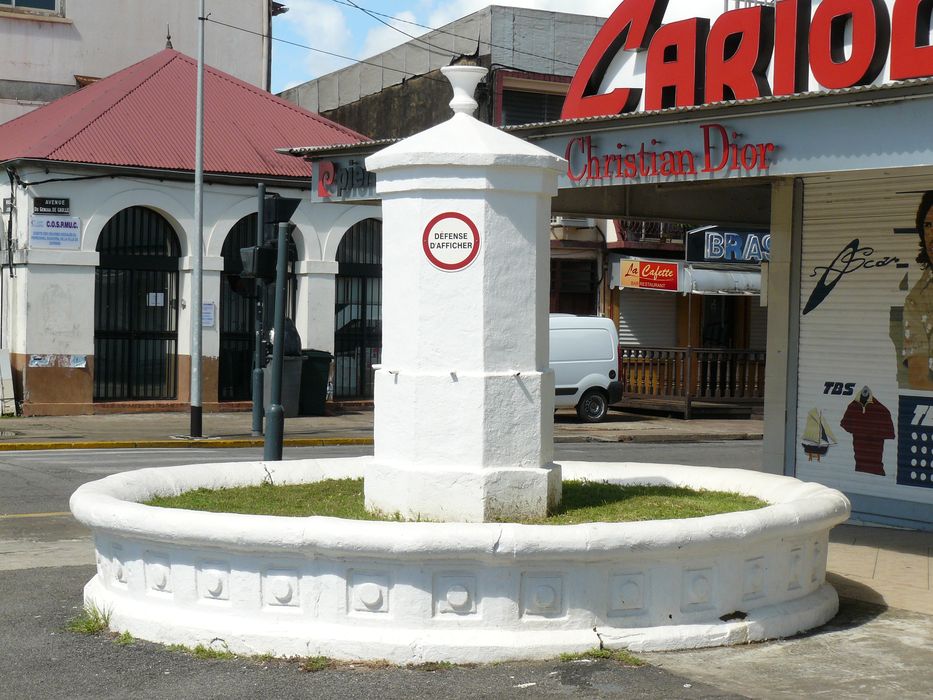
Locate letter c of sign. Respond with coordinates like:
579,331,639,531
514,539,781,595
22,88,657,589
562,0,670,119
317,161,336,198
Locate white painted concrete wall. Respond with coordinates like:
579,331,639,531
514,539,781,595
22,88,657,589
0,163,379,361
69,456,852,662
0,0,267,124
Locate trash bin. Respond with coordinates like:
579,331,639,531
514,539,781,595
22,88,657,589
298,349,333,416
264,355,302,418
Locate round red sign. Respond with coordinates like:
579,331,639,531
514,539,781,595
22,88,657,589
422,212,481,272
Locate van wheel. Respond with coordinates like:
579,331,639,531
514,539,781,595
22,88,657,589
576,389,609,423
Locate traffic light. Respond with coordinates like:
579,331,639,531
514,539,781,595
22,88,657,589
239,244,277,281
262,193,301,238
241,193,301,282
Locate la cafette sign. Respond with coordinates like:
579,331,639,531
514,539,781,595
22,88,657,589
562,0,933,120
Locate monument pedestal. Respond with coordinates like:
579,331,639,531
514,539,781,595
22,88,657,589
364,66,566,522
365,461,562,523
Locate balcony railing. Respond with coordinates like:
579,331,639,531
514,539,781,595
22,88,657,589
618,346,766,419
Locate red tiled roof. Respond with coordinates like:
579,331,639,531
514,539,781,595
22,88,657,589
0,49,367,178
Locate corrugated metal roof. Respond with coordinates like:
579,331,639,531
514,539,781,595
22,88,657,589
0,49,368,178
506,77,933,134
278,138,398,158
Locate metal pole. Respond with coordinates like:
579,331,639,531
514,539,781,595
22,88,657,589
251,184,266,436
264,221,288,461
190,0,206,438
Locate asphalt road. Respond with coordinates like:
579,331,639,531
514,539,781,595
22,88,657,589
0,442,761,699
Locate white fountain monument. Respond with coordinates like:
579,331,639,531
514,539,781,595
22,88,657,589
364,65,564,522
69,67,851,664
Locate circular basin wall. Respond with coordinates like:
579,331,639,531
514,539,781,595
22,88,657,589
69,458,850,663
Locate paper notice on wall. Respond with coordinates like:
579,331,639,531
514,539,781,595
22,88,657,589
202,302,216,329
27,354,87,369
29,216,81,250
0,349,15,416
28,355,51,368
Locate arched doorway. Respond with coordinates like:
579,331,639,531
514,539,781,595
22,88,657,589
334,219,382,399
218,215,298,401
94,207,181,401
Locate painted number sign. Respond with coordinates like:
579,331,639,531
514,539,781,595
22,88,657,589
422,212,480,272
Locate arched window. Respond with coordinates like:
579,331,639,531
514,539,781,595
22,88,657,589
94,207,181,401
334,218,382,399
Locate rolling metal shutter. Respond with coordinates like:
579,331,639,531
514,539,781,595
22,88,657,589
617,288,677,347
796,170,933,522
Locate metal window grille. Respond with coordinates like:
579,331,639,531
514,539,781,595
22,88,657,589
93,207,180,401
334,219,382,399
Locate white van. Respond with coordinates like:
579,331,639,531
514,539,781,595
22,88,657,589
549,314,623,422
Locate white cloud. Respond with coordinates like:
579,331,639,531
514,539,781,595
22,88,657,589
358,11,424,62
278,0,355,79
425,1,732,29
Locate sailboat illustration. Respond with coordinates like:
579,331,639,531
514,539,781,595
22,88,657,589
802,408,837,461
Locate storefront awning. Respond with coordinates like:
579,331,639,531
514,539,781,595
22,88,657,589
684,266,760,295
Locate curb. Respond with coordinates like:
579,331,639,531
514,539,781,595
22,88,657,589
555,432,764,444
0,433,763,451
0,437,375,452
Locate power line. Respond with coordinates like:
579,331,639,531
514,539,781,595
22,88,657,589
203,16,447,85
338,0,457,63
329,0,583,70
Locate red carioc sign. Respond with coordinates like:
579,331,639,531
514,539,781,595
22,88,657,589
620,259,680,291
562,0,933,120
423,212,481,272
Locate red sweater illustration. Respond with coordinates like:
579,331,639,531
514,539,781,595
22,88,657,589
840,388,895,476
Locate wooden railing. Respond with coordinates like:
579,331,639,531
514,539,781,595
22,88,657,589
618,346,766,419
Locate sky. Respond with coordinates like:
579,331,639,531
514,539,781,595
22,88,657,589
271,0,733,93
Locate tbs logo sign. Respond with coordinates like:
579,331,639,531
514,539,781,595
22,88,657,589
824,381,856,396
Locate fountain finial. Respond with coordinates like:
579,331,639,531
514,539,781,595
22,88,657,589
440,65,487,116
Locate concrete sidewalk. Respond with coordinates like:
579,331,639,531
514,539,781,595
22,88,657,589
0,407,763,450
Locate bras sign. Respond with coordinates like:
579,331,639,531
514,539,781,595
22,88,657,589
562,0,933,119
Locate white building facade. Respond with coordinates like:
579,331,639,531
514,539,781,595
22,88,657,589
1,164,376,414
0,49,375,415
0,0,273,123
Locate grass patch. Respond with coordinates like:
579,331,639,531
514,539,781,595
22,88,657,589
531,481,766,525
165,642,236,660
407,661,457,672
146,478,377,520
559,647,645,667
114,631,135,646
301,656,336,673
66,604,111,635
145,478,766,524
192,644,236,660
